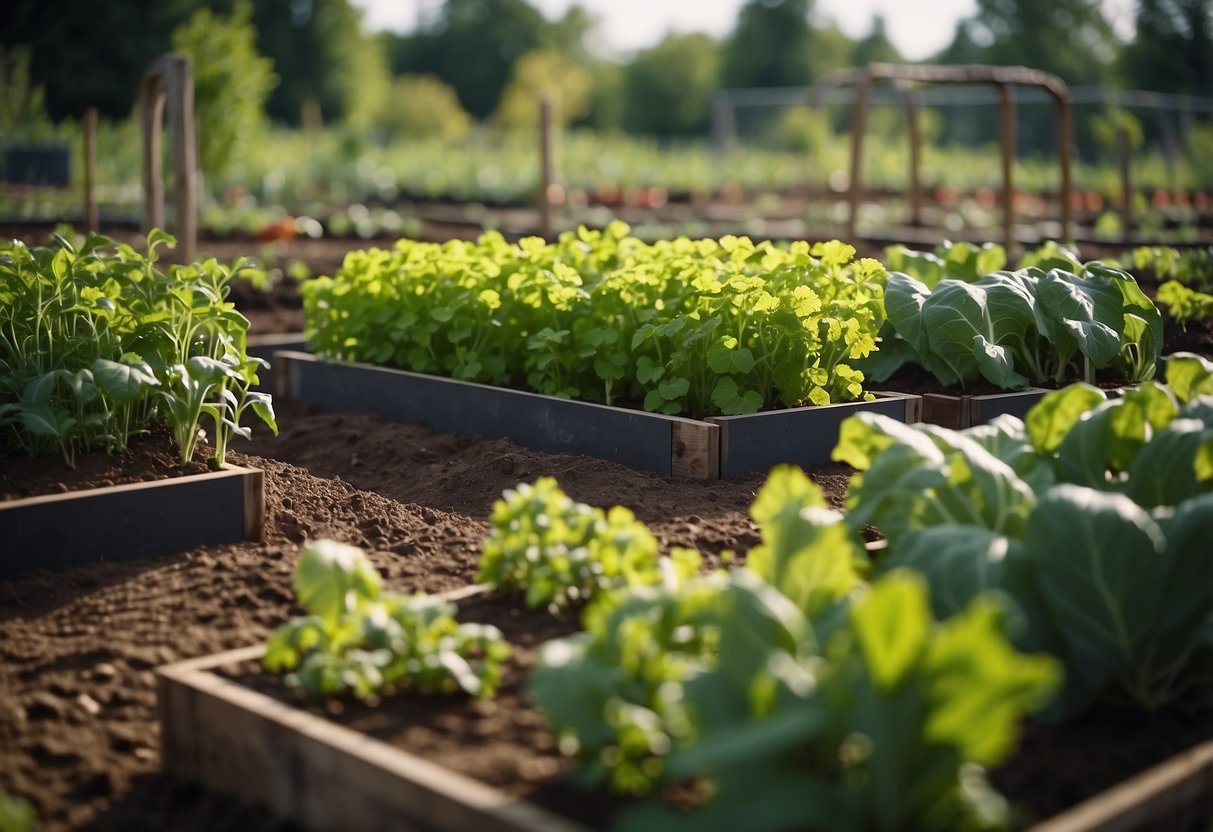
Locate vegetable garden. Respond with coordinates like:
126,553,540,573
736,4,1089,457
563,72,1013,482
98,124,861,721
2,219,1213,832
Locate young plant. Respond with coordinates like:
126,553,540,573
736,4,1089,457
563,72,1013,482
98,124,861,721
477,476,700,609
265,539,510,700
1156,279,1213,329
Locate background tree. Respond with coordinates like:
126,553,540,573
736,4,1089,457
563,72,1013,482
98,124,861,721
624,34,722,136
721,0,814,89
373,75,471,142
1120,0,1213,97
171,1,278,178
2,0,197,120
850,15,903,67
492,49,592,131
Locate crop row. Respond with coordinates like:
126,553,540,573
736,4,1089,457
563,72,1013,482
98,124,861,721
263,357,1213,829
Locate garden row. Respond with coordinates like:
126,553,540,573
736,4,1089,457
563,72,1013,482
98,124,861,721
162,360,1213,831
3,229,1212,829
6,228,1209,569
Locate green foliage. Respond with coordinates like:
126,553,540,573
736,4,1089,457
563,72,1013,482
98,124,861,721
833,365,1213,714
0,790,35,832
171,0,277,178
492,49,592,131
0,231,276,468
303,224,885,417
0,46,52,139
1131,245,1213,292
870,254,1161,390
721,0,814,89
265,539,510,700
1156,280,1213,328
532,469,1058,829
624,34,722,136
477,476,699,609
374,75,470,142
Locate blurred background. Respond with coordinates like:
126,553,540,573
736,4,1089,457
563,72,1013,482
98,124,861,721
1,0,1211,251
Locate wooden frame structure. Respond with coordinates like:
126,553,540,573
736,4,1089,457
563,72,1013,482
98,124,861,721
819,63,1073,249
140,54,198,260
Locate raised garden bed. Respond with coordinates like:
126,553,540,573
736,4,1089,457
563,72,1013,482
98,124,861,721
920,387,1051,429
274,351,921,478
245,332,308,393
159,599,1213,832
0,464,264,580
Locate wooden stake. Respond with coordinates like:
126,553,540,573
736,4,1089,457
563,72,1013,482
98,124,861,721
84,107,98,233
539,95,554,240
1120,124,1134,239
997,82,1016,251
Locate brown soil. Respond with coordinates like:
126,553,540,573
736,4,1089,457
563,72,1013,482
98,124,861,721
0,404,796,831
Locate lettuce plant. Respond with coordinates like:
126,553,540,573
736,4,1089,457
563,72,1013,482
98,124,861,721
265,539,510,700
477,476,700,609
832,355,1213,714
1156,279,1213,329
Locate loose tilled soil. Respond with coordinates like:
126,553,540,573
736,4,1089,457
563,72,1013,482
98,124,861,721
3,224,1213,830
3,402,1212,830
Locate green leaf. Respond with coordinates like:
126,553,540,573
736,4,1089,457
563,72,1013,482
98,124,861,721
1165,352,1213,404
90,357,158,403
1034,269,1124,369
1026,383,1106,453
851,570,931,691
657,376,689,401
294,539,383,623
711,376,763,415
924,596,1060,764
881,527,1010,620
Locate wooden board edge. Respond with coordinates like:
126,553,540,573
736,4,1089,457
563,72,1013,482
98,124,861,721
247,332,307,349
671,420,720,479
157,639,590,832
243,467,265,543
919,393,964,429
1029,739,1213,832
0,463,255,513
869,390,922,423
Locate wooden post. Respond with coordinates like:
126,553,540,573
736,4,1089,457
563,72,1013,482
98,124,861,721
167,58,198,261
847,70,873,241
140,54,198,258
1119,124,1134,239
83,107,98,233
142,74,166,232
996,82,1016,251
539,95,554,240
1057,89,1073,244
897,82,924,228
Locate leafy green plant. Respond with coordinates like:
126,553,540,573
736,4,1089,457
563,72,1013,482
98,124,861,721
1156,279,1213,328
867,260,1161,391
302,224,885,417
477,476,700,609
0,230,277,468
832,357,1213,714
532,467,1059,830
1130,245,1213,293
265,539,510,700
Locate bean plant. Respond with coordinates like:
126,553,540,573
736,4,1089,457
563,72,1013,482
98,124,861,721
0,230,276,468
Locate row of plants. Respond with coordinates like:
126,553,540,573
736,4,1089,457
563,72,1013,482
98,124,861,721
305,228,1182,418
0,231,277,468
303,223,886,416
868,239,1162,391
265,355,1213,829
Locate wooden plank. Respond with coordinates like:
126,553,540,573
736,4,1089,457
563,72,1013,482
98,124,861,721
276,352,699,478
246,333,307,393
0,465,262,579
160,640,1213,832
1029,739,1213,832
920,389,1050,429
671,421,720,479
710,394,917,478
158,645,589,832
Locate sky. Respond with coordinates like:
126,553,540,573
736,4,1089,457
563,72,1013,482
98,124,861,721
349,0,1137,63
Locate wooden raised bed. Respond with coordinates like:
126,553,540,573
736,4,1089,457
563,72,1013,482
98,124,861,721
920,388,1051,430
159,641,1213,832
246,332,308,394
0,465,264,580
273,351,921,479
